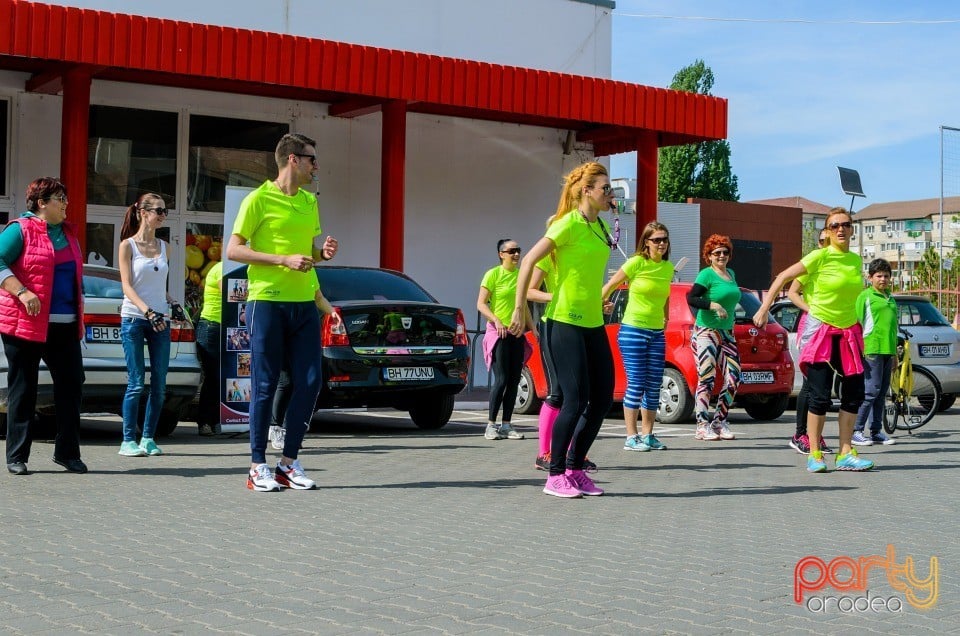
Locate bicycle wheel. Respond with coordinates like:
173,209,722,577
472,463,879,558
887,365,941,432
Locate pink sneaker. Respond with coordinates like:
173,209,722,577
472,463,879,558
543,473,583,498
565,469,604,496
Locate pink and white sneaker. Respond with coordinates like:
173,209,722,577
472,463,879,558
543,473,583,498
565,469,604,496
696,425,720,441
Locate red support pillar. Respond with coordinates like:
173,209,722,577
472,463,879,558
60,67,92,254
380,100,406,271
635,131,658,235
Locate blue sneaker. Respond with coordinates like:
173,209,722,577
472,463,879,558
642,433,667,450
807,452,827,473
835,449,875,471
624,434,650,452
870,431,895,445
139,438,163,456
118,441,146,457
851,431,873,446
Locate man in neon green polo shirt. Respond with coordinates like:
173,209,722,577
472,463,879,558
226,133,339,493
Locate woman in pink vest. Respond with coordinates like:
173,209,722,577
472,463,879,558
0,177,86,476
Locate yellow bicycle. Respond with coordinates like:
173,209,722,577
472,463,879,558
884,328,941,433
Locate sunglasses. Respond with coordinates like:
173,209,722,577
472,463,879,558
143,206,168,217
829,221,853,231
48,194,68,204
711,249,730,256
295,153,318,166
593,184,614,196
648,236,669,245
500,248,522,255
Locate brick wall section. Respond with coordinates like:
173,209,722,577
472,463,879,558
690,198,802,288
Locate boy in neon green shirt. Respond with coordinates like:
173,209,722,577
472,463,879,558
853,258,897,446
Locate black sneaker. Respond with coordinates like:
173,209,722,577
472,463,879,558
789,434,811,454
535,453,550,471
582,457,599,473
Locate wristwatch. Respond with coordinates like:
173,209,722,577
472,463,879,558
15,286,28,297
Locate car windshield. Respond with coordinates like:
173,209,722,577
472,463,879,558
83,267,124,299
897,298,951,327
319,268,436,303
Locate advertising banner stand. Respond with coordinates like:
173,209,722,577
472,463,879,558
219,265,251,433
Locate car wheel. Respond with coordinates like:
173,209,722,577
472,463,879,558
153,408,181,437
743,394,789,421
409,393,455,429
657,368,694,424
938,394,956,412
513,366,542,415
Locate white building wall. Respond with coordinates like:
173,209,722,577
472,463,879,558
657,202,702,283
52,0,613,77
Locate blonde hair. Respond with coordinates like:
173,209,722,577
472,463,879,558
547,161,608,227
823,207,852,249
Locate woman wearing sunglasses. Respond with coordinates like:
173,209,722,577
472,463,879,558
601,222,674,453
0,177,86,475
685,234,742,441
478,239,534,441
754,208,873,472
509,161,614,498
786,229,834,455
117,193,186,458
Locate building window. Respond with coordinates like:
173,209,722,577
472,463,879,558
0,98,8,199
87,106,178,207
187,115,289,213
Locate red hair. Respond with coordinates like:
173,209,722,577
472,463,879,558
701,234,732,264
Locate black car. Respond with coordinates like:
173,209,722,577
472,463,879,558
315,266,470,429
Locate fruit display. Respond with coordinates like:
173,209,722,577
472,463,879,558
184,223,223,321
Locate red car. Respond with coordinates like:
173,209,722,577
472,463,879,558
515,282,794,423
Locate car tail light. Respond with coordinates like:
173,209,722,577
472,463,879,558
454,310,468,346
322,307,349,347
776,332,786,350
171,321,195,343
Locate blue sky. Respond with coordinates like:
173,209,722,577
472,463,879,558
608,1,960,209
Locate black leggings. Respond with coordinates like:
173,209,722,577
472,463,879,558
548,320,614,475
488,334,525,422
538,319,562,408
806,335,864,416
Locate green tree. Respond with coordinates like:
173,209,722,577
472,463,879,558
658,60,740,203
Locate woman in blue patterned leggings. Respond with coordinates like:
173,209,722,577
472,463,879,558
601,222,674,452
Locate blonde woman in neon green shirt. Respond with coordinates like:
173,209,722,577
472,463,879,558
478,238,534,441
509,161,615,498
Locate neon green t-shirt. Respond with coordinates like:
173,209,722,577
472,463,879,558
693,267,740,330
232,180,321,302
620,255,674,329
800,246,863,328
480,265,519,325
200,261,223,324
544,211,611,328
535,255,557,323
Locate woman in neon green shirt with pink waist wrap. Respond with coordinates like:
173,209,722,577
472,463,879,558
754,207,873,473
509,161,614,499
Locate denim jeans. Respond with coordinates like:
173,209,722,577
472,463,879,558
121,316,171,441
855,353,894,434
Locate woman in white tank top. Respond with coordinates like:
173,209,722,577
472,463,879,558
116,193,185,458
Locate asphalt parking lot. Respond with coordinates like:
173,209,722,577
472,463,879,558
1,402,957,634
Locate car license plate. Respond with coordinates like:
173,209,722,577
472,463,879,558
919,344,950,357
86,325,121,343
741,371,774,384
384,366,435,381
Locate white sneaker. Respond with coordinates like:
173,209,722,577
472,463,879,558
247,463,281,492
275,459,316,490
499,423,524,439
268,425,285,451
484,424,506,440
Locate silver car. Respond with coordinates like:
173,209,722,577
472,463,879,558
0,265,201,436
769,295,960,410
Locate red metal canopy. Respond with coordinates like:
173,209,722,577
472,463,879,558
0,0,727,155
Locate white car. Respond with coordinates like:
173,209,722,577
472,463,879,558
0,265,201,436
769,295,960,410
